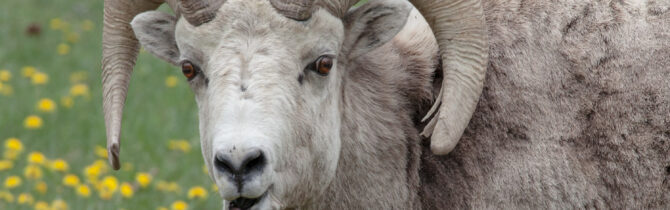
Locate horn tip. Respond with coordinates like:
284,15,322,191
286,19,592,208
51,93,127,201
108,142,121,170
429,125,459,155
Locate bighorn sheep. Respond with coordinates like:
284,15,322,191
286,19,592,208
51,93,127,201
101,0,670,209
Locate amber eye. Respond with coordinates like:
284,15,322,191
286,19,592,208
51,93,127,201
181,61,198,80
314,56,333,76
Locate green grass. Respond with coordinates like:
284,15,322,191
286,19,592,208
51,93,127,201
0,0,219,209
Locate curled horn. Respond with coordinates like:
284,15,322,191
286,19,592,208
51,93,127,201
411,0,489,155
269,0,316,20
102,0,219,170
102,0,167,170
179,0,221,26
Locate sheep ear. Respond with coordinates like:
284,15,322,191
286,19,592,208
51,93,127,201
131,11,181,66
343,0,412,57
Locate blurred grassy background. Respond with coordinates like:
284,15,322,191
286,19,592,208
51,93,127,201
0,0,218,209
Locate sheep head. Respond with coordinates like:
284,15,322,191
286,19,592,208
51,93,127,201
101,0,487,208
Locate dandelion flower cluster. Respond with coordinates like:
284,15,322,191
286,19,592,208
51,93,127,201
24,115,43,129
136,172,153,188
50,159,69,171
31,71,49,85
63,174,80,187
57,43,71,55
77,184,91,197
70,83,89,97
187,186,208,200
165,76,179,88
37,98,56,113
35,181,48,194
0,12,220,209
34,201,50,210
21,66,36,77
171,200,188,210
0,69,11,81
120,182,134,198
17,193,34,205
81,20,94,31
28,151,47,165
24,164,43,180
168,140,191,153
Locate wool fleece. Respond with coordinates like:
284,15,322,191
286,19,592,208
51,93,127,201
419,0,670,209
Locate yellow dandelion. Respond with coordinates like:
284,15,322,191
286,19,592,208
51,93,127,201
93,159,109,171
69,71,87,84
84,160,108,181
60,96,74,108
0,83,13,96
37,98,56,113
17,193,34,205
77,184,91,197
50,159,69,172
35,201,50,210
4,149,20,160
101,175,119,192
211,184,218,192
0,190,14,203
157,207,168,210
63,174,80,187
0,69,11,82
81,20,94,31
0,160,13,171
5,176,22,189
136,172,152,188
99,190,113,200
31,71,49,85
28,152,47,164
24,164,43,180
66,32,80,43
57,43,70,55
95,145,108,159
120,182,134,198
24,115,43,129
21,66,37,77
50,18,63,30
5,137,23,151
168,140,191,153
51,199,68,210
187,186,208,200
156,181,180,193
165,76,178,87
35,181,47,194
84,165,101,180
70,83,89,97
171,200,188,210
202,165,208,174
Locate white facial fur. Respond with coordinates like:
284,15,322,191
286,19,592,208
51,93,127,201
175,0,344,208
131,0,414,208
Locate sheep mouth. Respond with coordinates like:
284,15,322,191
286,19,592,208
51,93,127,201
228,192,267,210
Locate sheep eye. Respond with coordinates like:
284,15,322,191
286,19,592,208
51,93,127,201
310,56,333,76
181,61,198,80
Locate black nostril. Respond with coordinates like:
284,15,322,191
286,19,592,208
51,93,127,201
214,153,235,175
214,149,267,179
241,149,266,175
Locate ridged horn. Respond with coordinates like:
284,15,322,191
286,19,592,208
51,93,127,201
412,0,489,155
269,0,316,20
179,0,220,26
102,0,166,170
317,0,358,18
